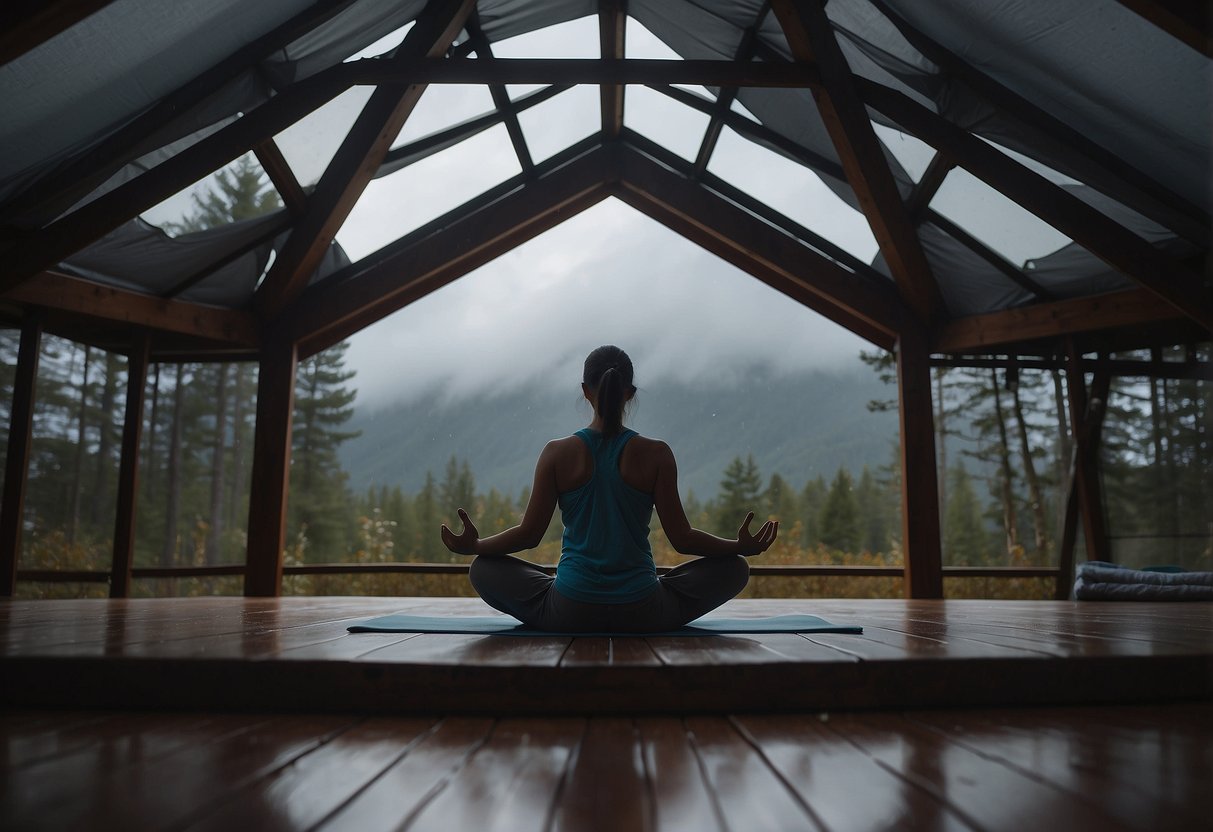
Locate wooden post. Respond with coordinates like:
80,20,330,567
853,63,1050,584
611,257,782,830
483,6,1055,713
896,325,943,598
244,330,298,597
1064,341,1111,563
1,312,43,596
109,333,150,598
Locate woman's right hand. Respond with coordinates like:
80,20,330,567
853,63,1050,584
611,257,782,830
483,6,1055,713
440,508,479,555
737,511,778,557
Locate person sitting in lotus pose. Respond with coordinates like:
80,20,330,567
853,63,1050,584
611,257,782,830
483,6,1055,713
441,344,778,633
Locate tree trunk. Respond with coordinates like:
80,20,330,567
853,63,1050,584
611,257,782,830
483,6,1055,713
68,345,91,545
144,364,160,501
935,367,947,518
990,369,1018,556
1011,375,1048,558
227,364,248,532
90,352,119,526
1051,368,1070,531
161,364,185,570
206,364,229,566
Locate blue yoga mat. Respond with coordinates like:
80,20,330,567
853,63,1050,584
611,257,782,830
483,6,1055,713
347,613,862,637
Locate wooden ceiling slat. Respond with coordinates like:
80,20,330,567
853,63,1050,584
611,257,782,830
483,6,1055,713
0,0,360,225
772,0,943,326
862,79,1213,330
253,139,308,218
2,271,259,346
934,288,1184,353
599,0,627,139
253,0,476,320
0,0,116,67
289,141,615,357
466,18,534,174
868,0,1210,245
616,140,903,348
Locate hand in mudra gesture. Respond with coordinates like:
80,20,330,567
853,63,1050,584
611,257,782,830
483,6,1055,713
737,511,778,557
441,508,479,555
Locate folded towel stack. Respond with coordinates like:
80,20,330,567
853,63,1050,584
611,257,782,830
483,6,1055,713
1074,561,1213,601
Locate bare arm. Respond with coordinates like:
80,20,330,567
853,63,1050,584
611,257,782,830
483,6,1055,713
440,442,560,556
652,441,778,557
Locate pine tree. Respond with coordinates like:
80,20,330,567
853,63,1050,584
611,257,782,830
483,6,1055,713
800,475,827,547
855,465,889,554
715,454,762,533
167,155,282,234
944,462,988,566
819,467,860,553
440,455,477,513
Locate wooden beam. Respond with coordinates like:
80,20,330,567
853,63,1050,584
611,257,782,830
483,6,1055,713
254,0,476,320
1065,343,1111,563
253,139,308,218
109,333,149,598
0,61,363,293
0,312,42,596
868,0,1210,245
290,141,615,357
861,79,1213,328
1115,0,1213,58
931,355,1213,382
895,323,943,598
616,139,903,347
0,0,115,66
904,154,952,220
244,330,298,597
3,271,259,345
0,0,360,225
465,19,533,174
772,0,943,325
934,288,1185,353
599,0,627,138
161,213,294,300
923,210,1054,301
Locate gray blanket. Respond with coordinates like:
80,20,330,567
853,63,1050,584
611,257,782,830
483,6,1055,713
1075,562,1213,601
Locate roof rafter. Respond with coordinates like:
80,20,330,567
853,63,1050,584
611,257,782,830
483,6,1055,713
289,140,615,357
771,0,943,326
253,0,477,320
934,288,1185,353
465,16,533,174
615,136,903,348
359,58,821,87
599,0,627,138
861,79,1213,330
0,0,117,67
1114,0,1213,58
868,0,1210,245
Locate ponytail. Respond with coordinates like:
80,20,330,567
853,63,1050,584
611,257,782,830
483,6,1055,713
583,345,636,436
598,367,625,436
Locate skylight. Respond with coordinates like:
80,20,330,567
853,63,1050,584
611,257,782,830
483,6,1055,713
517,86,599,164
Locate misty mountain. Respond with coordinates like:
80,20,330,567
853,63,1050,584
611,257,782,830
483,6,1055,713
340,361,902,499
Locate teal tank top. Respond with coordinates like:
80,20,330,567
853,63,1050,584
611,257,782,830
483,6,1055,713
553,428,659,603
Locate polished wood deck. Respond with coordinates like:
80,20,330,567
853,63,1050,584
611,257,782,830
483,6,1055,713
2,598,1211,831
2,598,1210,713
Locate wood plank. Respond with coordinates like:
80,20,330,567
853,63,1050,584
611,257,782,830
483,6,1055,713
254,0,477,319
599,0,626,138
896,324,943,598
773,0,943,325
407,718,584,832
3,271,260,345
636,718,726,832
179,717,440,832
861,79,1213,328
313,718,495,831
560,637,662,666
243,330,298,597
253,138,308,218
356,633,571,666
826,711,1140,831
0,313,41,596
108,333,149,598
934,288,1184,353
550,718,651,832
0,0,116,66
683,716,819,831
733,714,976,831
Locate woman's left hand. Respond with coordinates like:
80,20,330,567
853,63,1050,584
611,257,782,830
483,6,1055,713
440,508,479,555
736,511,778,557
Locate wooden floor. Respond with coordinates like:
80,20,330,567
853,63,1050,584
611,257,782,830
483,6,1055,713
2,597,1211,830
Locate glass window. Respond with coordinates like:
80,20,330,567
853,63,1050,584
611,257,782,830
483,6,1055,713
140,152,280,236
516,85,599,164
275,87,374,188
623,85,711,162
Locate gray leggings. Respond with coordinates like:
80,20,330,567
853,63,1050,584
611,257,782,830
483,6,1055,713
468,554,750,633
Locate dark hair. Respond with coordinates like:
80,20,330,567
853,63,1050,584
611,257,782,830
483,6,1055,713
583,345,636,436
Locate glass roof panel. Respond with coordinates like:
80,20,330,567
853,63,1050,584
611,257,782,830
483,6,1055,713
492,15,599,58
625,85,711,163
931,167,1072,266
140,152,279,236
517,86,599,164
335,123,522,262
626,17,717,102
707,126,879,263
871,122,935,183
392,84,497,149
275,86,373,188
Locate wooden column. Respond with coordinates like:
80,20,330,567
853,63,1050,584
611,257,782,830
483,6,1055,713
895,325,943,598
109,333,150,598
1064,341,1111,563
1,312,43,596
244,331,298,597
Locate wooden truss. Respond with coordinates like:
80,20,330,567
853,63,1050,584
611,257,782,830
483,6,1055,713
2,0,1209,600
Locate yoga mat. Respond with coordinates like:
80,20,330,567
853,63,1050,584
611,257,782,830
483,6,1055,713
348,613,862,636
